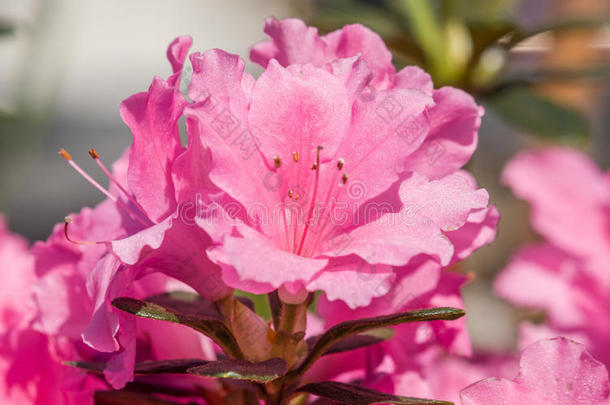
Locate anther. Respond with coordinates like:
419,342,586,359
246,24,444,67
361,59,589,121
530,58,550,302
288,190,293,199
292,152,300,163
341,173,349,185
273,155,281,168
88,149,100,159
337,159,344,170
311,162,318,170
58,149,72,161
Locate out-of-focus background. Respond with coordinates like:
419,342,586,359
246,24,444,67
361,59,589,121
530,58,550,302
0,0,608,352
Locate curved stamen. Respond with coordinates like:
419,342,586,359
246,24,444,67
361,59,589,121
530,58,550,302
296,146,323,255
63,216,104,246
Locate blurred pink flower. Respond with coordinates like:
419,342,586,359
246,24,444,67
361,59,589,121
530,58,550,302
190,18,490,307
0,215,106,404
495,148,610,366
460,337,610,405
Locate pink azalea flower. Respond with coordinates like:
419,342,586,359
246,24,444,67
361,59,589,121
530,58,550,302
188,18,490,307
460,337,610,405
495,148,610,366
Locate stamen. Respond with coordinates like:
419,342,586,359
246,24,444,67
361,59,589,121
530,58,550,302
292,152,300,163
296,146,323,255
63,216,102,246
337,159,344,170
311,162,318,170
59,149,117,200
59,148,149,227
273,155,282,168
341,173,349,185
88,148,153,225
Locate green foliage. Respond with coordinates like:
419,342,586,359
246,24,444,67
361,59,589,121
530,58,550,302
487,86,589,143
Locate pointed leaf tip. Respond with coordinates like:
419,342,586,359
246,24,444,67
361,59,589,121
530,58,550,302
284,307,464,381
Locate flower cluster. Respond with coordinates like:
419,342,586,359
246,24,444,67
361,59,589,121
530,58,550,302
0,17,608,405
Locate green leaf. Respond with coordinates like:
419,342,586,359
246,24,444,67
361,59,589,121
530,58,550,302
297,381,453,404
66,358,209,375
486,86,589,142
307,328,395,356
112,296,244,359
284,307,464,381
187,358,287,383
94,391,183,405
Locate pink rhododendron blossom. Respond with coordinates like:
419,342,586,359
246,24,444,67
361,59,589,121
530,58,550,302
186,17,490,307
460,337,610,405
495,148,610,366
10,17,499,404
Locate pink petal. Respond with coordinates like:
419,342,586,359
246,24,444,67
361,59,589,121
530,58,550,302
121,76,185,222
248,60,351,167
446,205,499,263
323,211,453,267
460,337,610,405
112,215,230,301
322,23,394,78
250,17,327,67
111,217,172,266
334,87,433,206
251,18,394,79
166,36,192,76
121,37,192,222
81,254,123,352
399,171,489,231
391,66,433,94
170,113,216,203
404,87,482,179
305,255,394,309
103,312,136,389
185,50,271,223
218,225,328,290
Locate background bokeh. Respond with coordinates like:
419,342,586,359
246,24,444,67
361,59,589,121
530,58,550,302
1,0,608,352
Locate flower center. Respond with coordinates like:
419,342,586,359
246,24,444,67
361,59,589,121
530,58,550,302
270,146,348,257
